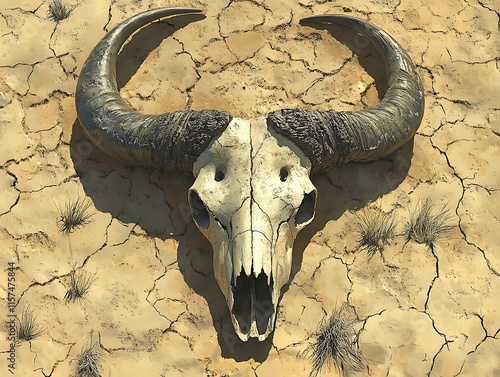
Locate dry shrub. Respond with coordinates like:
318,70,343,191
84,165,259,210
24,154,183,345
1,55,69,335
47,0,83,22
355,208,397,258
76,340,103,377
18,306,44,341
64,267,96,303
58,197,94,234
303,304,365,377
405,197,454,246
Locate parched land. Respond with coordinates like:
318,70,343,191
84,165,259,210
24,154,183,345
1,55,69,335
0,0,498,376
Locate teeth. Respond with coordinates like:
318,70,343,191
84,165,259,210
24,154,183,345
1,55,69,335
231,311,276,342
233,250,243,280
231,315,248,342
243,254,252,277
262,242,272,285
251,231,273,278
232,227,252,279
251,235,263,278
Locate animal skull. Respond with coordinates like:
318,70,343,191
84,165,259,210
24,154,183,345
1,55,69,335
75,8,424,341
189,117,316,340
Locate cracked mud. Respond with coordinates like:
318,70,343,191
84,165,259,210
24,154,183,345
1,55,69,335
0,0,499,376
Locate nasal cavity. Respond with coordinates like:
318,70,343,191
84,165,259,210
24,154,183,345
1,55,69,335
215,165,226,182
189,190,210,229
279,167,289,182
295,191,316,226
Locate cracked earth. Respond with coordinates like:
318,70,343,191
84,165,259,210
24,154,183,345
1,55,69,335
0,0,498,376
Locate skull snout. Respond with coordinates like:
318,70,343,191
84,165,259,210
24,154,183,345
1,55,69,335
228,203,276,340
232,267,274,338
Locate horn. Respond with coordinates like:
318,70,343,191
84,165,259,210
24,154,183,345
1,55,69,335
75,7,232,173
267,15,424,173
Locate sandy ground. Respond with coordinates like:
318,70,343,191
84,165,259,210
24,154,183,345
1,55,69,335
0,0,499,376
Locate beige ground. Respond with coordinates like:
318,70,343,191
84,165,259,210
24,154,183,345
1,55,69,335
0,0,499,376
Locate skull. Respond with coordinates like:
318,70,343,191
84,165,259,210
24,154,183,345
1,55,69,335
189,118,317,341
76,8,424,342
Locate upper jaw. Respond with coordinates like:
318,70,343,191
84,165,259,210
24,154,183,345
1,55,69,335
230,265,276,341
228,221,277,341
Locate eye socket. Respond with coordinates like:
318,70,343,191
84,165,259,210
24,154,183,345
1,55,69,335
295,191,316,227
189,190,210,229
279,167,289,182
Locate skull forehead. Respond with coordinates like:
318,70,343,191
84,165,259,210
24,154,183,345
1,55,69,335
193,117,312,171
250,118,313,216
192,117,313,219
192,118,252,223
193,118,252,176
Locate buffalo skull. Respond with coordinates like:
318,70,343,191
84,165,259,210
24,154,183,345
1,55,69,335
75,8,424,341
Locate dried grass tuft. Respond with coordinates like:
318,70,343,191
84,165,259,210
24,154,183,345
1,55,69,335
355,208,397,258
76,340,103,377
58,197,94,234
303,304,365,377
18,306,44,341
405,197,454,246
64,267,96,303
47,0,83,22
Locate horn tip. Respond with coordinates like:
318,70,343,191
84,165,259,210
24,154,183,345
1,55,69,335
299,14,341,25
179,8,203,13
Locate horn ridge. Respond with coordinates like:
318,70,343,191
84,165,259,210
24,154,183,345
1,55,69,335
76,7,232,173
267,15,424,173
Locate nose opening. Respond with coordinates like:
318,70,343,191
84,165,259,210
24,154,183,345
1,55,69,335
295,190,317,226
189,190,210,229
254,271,274,334
232,267,274,336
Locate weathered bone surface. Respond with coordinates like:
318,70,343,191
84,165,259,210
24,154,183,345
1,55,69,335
190,118,316,340
75,7,424,341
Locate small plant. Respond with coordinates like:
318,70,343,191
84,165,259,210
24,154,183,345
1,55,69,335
303,304,364,377
47,0,83,22
58,197,94,234
354,208,397,258
76,340,103,377
64,267,96,303
18,306,44,341
405,197,454,246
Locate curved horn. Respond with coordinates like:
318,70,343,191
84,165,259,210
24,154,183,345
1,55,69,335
75,8,232,173
267,15,424,173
